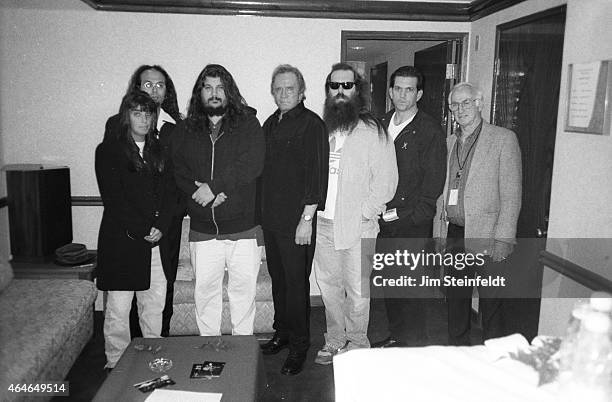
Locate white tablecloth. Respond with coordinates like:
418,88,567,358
333,345,558,402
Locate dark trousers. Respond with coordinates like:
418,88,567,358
263,227,315,353
370,226,434,346
445,223,517,345
130,213,183,338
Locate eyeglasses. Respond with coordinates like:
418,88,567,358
328,81,355,90
141,81,166,90
449,98,477,111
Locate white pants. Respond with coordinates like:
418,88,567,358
190,238,261,336
103,246,166,368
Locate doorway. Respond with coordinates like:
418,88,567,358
342,31,467,134
491,5,566,339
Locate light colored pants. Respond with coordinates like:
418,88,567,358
104,246,166,368
190,238,261,336
314,217,378,349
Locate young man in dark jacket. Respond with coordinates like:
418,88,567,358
370,66,447,347
172,64,265,336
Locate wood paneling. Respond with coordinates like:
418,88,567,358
81,0,527,21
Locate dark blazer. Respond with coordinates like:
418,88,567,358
95,137,174,291
379,109,447,238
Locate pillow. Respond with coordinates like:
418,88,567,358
0,261,13,293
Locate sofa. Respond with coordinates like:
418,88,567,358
0,261,97,402
170,218,274,335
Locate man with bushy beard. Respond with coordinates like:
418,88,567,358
313,63,398,365
172,64,265,336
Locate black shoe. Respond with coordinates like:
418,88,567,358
281,351,307,376
371,337,407,348
260,334,289,355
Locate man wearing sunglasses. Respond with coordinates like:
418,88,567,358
313,63,398,365
434,82,522,345
103,65,184,339
369,66,447,349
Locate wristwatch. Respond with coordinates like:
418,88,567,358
302,214,313,222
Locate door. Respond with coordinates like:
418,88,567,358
370,62,388,118
415,40,463,137
491,6,566,339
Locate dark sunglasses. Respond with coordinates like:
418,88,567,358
327,81,355,90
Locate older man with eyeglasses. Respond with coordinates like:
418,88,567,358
434,82,522,346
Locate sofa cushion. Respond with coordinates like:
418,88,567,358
0,261,13,293
0,279,97,390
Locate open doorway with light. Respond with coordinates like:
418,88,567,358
341,31,468,137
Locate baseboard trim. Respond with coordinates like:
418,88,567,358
540,250,612,294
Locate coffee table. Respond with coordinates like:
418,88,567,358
93,335,265,402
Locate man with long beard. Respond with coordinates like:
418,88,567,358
313,63,398,365
172,64,265,336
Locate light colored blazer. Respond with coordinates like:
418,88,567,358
333,120,398,250
433,121,522,252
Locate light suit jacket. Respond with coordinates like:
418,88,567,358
333,120,398,250
433,121,522,253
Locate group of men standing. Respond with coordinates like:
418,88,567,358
102,60,523,375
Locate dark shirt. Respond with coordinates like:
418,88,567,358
446,120,483,226
261,102,329,235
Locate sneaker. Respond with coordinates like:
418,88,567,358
314,342,348,365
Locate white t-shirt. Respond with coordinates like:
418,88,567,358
157,108,176,131
319,130,347,220
387,111,416,141
135,140,145,157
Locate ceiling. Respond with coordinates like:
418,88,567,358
81,0,527,22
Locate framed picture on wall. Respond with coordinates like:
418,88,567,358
565,60,612,135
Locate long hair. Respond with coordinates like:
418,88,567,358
186,64,248,132
118,90,164,173
127,64,181,122
325,62,387,139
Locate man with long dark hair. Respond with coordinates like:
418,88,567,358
313,63,398,365
104,64,183,337
173,64,265,336
96,90,174,369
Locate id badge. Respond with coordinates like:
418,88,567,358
382,208,399,222
448,189,459,206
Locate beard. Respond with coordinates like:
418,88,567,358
323,93,361,133
203,97,227,117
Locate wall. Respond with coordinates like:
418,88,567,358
0,0,468,253
469,0,612,337
362,40,443,111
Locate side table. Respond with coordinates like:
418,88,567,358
11,254,97,281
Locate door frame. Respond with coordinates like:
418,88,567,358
341,31,468,76
341,31,468,136
491,5,567,123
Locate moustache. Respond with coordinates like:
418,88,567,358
334,94,349,101
207,97,222,103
